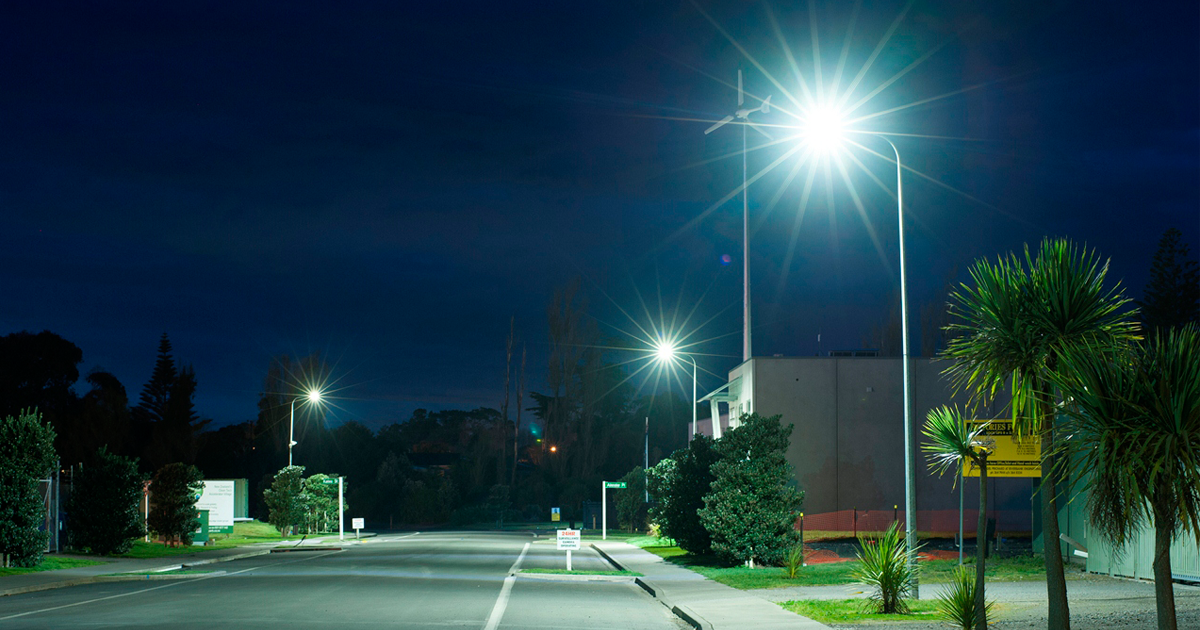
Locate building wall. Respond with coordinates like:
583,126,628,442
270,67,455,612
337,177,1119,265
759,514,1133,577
727,357,1032,532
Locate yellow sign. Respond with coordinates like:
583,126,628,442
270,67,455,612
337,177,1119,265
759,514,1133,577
550,507,561,522
963,420,1040,478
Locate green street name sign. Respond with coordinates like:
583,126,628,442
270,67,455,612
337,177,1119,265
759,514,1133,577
604,482,626,489
321,478,338,484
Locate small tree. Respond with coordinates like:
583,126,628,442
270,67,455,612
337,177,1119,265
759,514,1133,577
699,414,803,567
614,467,647,532
923,407,994,630
67,447,146,555
0,409,58,567
649,435,720,554
303,473,340,534
148,462,203,545
264,465,307,536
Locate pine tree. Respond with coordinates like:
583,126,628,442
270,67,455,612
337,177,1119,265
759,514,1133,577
135,334,177,425
1139,227,1200,335
699,413,803,567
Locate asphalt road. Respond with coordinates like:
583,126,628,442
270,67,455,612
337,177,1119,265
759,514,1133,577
0,532,688,630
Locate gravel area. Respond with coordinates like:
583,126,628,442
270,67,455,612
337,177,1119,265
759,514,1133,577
752,574,1200,629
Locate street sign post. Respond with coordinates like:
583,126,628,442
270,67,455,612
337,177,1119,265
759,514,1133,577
557,528,580,571
352,517,364,539
601,481,626,540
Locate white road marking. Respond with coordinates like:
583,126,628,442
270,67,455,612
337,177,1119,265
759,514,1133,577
0,550,342,621
482,541,530,630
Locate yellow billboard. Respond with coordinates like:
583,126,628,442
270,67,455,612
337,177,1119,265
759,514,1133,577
963,420,1041,478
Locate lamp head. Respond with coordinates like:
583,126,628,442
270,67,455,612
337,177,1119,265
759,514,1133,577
307,390,322,403
804,104,846,153
654,340,677,363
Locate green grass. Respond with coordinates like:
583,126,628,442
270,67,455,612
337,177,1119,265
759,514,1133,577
639,545,1062,589
520,568,642,576
0,556,107,576
116,520,288,559
781,599,942,624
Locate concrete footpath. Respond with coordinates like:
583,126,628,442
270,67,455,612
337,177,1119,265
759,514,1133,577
592,540,831,630
0,534,367,598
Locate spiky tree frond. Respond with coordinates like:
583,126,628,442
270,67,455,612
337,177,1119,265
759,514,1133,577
922,406,988,479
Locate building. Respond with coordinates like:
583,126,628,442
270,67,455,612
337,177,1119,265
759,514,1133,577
699,355,1033,537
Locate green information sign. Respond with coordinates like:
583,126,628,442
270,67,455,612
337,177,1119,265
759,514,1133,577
604,482,626,489
322,478,338,484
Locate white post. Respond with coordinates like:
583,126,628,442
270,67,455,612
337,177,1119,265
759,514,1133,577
602,482,607,541
144,482,150,542
958,472,964,565
567,549,573,571
339,476,345,542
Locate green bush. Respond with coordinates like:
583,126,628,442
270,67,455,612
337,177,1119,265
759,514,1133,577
853,522,916,614
67,448,145,555
264,465,306,536
699,414,803,567
648,435,719,554
148,463,203,545
784,544,805,579
935,566,994,629
614,467,647,531
0,409,58,567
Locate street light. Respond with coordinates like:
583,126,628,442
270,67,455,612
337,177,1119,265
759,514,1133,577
289,389,322,467
802,111,918,596
653,340,698,438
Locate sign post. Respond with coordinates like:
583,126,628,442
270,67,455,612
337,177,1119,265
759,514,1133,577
601,481,626,540
557,528,580,571
339,477,344,541
352,517,364,539
962,420,1039,554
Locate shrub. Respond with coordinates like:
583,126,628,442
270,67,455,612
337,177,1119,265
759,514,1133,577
67,448,145,555
699,414,803,567
614,467,647,531
0,409,58,567
648,436,719,554
935,565,994,629
784,544,805,579
148,463,204,545
853,522,917,614
264,465,306,536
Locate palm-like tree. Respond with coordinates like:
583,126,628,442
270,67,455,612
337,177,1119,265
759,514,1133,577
923,407,993,630
941,238,1136,630
1050,325,1200,630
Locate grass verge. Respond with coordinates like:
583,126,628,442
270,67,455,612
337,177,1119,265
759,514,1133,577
781,599,941,624
0,556,107,576
520,568,643,576
117,520,288,559
639,544,1061,589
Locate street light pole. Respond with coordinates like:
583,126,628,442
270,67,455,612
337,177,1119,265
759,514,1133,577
288,390,322,468
878,135,917,598
688,355,697,438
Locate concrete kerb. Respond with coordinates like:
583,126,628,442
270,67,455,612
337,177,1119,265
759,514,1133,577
590,543,714,630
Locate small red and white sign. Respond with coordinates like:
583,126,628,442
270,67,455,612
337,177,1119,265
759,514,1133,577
556,529,580,551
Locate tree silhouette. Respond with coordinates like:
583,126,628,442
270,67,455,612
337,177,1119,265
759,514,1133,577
1139,227,1200,335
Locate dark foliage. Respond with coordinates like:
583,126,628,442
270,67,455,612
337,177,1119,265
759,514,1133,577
67,448,145,555
148,462,203,545
648,435,719,554
0,409,58,567
1139,227,1200,335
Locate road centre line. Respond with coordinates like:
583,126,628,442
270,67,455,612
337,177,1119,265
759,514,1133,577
482,541,530,630
0,550,342,621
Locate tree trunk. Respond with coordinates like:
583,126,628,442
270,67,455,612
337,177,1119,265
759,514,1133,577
1040,427,1071,630
975,456,988,630
1152,503,1178,630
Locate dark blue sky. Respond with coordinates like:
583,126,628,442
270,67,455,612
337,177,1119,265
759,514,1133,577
2,0,1196,429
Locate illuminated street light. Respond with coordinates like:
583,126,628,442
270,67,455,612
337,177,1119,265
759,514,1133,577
798,107,918,596
653,340,698,438
289,389,323,467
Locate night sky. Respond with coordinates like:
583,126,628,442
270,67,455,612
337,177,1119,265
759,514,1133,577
2,0,1197,429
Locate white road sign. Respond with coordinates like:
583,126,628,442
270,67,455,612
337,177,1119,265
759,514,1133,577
556,529,580,550
352,518,365,530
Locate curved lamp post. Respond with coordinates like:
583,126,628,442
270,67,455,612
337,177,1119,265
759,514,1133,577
653,341,698,438
289,389,323,467
803,108,917,596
